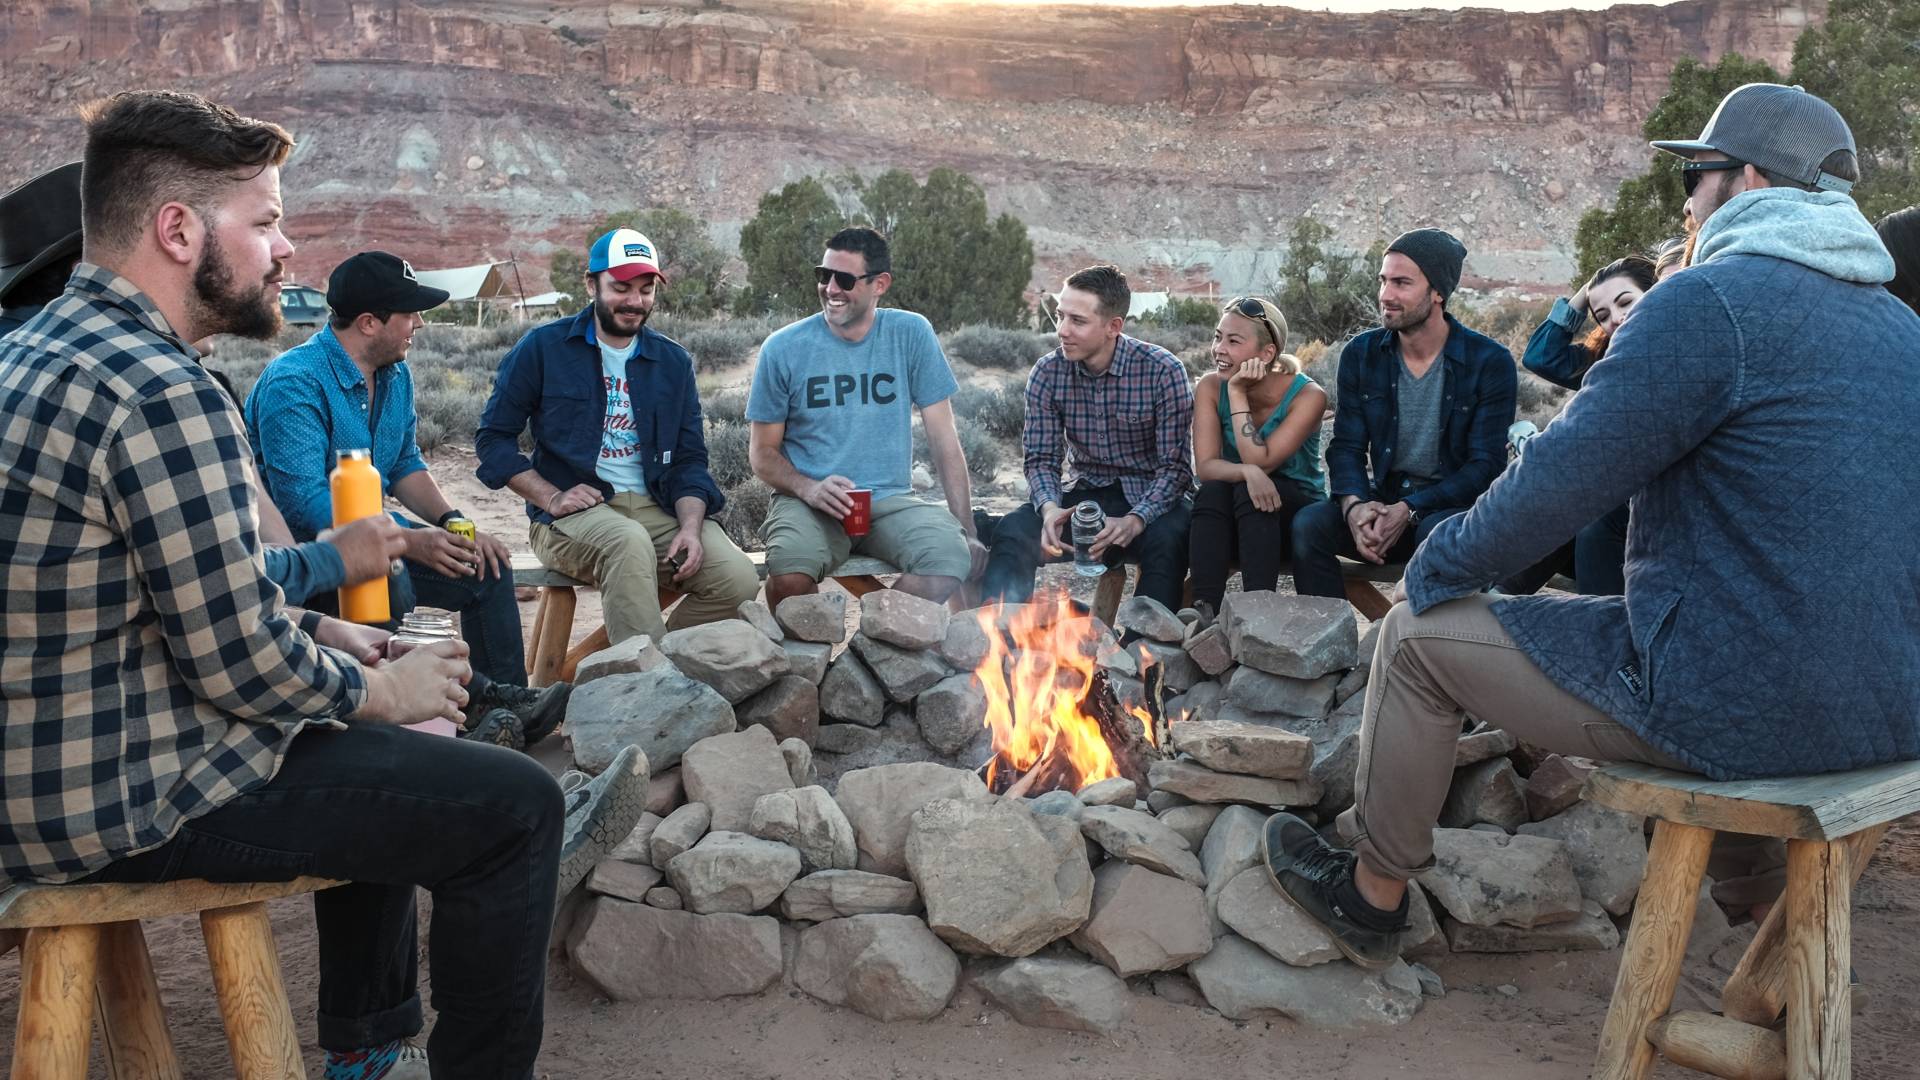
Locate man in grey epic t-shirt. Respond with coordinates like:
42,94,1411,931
746,226,986,612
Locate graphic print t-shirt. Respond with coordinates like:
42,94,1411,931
744,308,958,500
597,336,645,492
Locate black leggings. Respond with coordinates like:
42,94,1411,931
1187,472,1322,610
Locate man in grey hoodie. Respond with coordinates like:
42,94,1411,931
1258,84,1920,969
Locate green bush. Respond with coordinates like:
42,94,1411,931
950,379,1026,442
661,314,781,373
956,424,1002,484
703,388,749,427
717,478,772,551
1129,322,1212,358
704,420,754,490
1144,295,1219,327
943,324,1051,371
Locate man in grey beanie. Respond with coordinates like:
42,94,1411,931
1288,226,1516,600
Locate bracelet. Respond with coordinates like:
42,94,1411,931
1231,409,1252,416
545,491,561,516
1344,501,1368,522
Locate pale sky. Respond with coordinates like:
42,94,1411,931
935,0,1681,11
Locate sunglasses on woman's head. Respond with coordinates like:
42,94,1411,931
814,266,881,290
1681,158,1745,196
1226,296,1281,348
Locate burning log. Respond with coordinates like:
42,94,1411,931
1081,664,1169,794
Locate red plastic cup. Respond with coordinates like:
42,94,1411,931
845,488,873,538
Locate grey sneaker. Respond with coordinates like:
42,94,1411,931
386,1043,430,1079
459,707,525,750
469,680,571,746
557,745,650,898
1260,812,1405,970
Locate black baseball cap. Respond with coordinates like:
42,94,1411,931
0,161,83,305
326,251,449,321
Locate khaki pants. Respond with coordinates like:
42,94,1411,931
530,491,760,645
1338,594,1784,907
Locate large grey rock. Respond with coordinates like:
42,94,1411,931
860,590,951,650
1158,804,1224,851
567,667,734,775
644,767,684,816
644,887,683,910
736,675,819,746
940,613,994,670
649,802,710,866
1130,641,1202,694
664,831,803,914
748,785,857,873
781,640,832,685
779,737,815,788
609,812,663,866
1419,829,1584,929
680,726,796,833
835,762,990,877
737,599,784,643
1182,624,1235,676
779,869,921,921
586,860,664,903
575,634,668,686
1148,760,1321,807
1222,666,1340,720
814,723,880,756
1077,805,1205,885
1067,862,1211,976
1218,593,1359,679
819,651,886,726
1440,758,1529,830
1445,898,1621,953
792,914,960,1021
1217,866,1340,966
774,592,847,643
1454,726,1520,766
1524,754,1596,822
1029,790,1084,820
1116,595,1186,643
974,956,1133,1034
658,620,788,703
1189,935,1423,1027
1169,721,1313,780
812,708,946,785
566,899,781,1000
906,797,1093,956
915,673,989,756
1516,801,1647,916
1403,883,1448,959
1076,777,1137,807
1332,621,1382,707
849,632,951,703
1200,804,1266,936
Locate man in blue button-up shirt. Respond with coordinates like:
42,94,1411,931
1289,229,1516,601
247,251,568,747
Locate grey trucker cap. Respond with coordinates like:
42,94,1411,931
1651,83,1857,193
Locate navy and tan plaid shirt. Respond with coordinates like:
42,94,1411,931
1021,335,1195,523
1,265,367,884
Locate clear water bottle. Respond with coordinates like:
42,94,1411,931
1070,502,1107,577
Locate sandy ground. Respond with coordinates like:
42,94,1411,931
4,452,1917,1077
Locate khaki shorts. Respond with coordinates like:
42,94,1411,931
762,493,971,582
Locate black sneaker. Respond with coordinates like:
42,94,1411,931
469,680,570,747
460,707,526,750
557,745,651,899
1260,812,1405,971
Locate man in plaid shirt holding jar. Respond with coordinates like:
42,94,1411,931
981,264,1196,612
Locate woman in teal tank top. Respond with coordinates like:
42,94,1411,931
1188,297,1329,614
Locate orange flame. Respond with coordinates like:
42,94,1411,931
974,593,1158,793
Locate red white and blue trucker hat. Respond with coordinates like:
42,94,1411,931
587,228,667,283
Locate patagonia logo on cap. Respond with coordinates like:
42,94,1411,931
625,243,652,259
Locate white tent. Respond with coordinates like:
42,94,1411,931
413,262,521,325
512,291,570,309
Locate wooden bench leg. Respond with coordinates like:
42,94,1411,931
1091,566,1126,626
1343,577,1393,621
1784,838,1853,1079
525,588,551,674
201,902,306,1080
1724,823,1887,1027
833,574,887,599
529,585,577,688
11,923,101,1080
1592,819,1715,1080
1644,1011,1786,1080
97,920,182,1080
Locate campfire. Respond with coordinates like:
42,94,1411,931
972,593,1170,798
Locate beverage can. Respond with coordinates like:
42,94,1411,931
1070,502,1107,577
444,516,476,543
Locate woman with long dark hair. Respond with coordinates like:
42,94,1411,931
1186,296,1327,614
1875,206,1920,315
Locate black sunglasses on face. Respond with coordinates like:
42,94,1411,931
814,266,881,290
1681,158,1744,196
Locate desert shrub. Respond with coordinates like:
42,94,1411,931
1129,322,1212,356
661,314,781,373
1144,295,1219,327
944,324,1050,371
957,424,1003,483
1514,370,1574,428
717,478,772,550
949,379,1027,442
703,387,749,427
704,419,754,490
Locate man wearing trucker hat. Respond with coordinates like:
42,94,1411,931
476,228,758,646
1257,83,1920,971
247,251,569,749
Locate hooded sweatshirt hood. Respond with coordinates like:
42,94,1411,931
1693,187,1895,284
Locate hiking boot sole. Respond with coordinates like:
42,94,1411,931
556,745,650,899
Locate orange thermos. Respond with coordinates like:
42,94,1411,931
330,448,390,624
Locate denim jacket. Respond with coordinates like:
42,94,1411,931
1324,314,1517,514
475,309,723,522
1522,297,1598,391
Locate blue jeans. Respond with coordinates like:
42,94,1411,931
980,484,1192,612
1289,496,1463,599
81,724,563,1079
397,560,528,687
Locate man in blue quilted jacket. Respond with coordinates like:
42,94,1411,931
1259,84,1920,969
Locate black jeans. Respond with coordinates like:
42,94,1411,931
1289,496,1463,599
1499,503,1629,597
981,484,1192,612
81,724,563,1080
304,556,528,687
1187,474,1322,610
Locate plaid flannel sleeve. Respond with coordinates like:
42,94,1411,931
1129,363,1196,524
1022,363,1066,510
104,379,368,721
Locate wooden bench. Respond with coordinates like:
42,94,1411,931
2,875,343,1079
1582,759,1920,1080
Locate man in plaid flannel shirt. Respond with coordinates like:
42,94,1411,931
981,264,1195,612
0,91,563,1080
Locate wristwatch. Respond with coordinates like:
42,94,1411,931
436,508,467,528
1405,503,1424,525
